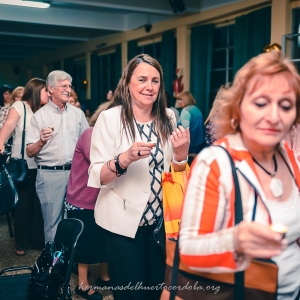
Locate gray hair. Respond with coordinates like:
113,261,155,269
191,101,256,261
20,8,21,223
46,70,72,88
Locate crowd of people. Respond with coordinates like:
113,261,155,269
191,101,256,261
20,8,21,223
0,50,300,300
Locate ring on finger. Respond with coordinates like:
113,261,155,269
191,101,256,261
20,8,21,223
138,150,141,156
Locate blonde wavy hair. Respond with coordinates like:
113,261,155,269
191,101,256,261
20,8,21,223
70,89,78,103
11,86,24,105
211,51,300,140
177,91,196,106
204,84,231,125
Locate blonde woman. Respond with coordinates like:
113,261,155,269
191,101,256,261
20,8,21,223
68,88,78,106
204,84,231,145
11,86,24,104
179,51,300,299
176,91,204,157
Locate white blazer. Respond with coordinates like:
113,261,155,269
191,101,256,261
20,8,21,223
88,106,176,238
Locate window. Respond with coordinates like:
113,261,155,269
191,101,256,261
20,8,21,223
209,25,235,106
72,59,86,103
98,52,116,105
282,8,300,72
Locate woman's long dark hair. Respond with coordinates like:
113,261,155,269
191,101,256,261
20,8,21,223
109,54,173,144
22,78,46,113
0,85,12,107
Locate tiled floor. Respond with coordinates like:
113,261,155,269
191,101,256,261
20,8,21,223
0,214,113,300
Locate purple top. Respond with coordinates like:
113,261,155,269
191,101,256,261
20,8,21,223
66,127,100,210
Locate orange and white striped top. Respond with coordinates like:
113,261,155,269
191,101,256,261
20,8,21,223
179,133,300,274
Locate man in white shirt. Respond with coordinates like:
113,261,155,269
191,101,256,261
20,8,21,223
26,70,89,242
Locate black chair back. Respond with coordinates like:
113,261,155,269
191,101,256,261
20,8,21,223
54,218,83,300
54,218,83,249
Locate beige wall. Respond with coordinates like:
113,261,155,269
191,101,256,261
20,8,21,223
291,0,300,9
271,0,292,44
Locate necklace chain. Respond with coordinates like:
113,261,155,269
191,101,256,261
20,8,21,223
252,154,277,177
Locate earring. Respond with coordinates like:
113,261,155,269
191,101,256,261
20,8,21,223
231,118,238,130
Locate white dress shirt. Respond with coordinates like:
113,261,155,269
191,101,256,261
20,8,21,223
26,100,89,166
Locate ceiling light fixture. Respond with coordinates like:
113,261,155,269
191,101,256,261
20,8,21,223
0,0,50,9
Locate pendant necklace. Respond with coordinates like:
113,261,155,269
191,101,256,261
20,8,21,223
252,154,283,198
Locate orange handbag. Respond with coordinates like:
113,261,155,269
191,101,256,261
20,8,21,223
161,164,190,240
153,164,190,261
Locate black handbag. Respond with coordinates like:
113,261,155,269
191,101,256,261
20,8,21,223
0,155,19,214
6,102,30,183
27,241,70,300
153,214,166,261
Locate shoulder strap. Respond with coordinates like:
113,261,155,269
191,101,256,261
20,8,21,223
170,238,180,300
170,145,245,300
213,145,243,224
21,102,26,159
213,145,244,299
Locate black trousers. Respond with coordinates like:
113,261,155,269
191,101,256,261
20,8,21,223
105,224,166,300
14,169,45,249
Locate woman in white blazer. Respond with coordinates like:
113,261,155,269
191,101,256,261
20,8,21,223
88,54,189,300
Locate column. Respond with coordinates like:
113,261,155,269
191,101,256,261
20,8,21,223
176,26,190,92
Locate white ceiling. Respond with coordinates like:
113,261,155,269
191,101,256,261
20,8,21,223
0,0,240,61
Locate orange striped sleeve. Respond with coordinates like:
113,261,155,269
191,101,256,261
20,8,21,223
198,160,221,234
179,147,239,271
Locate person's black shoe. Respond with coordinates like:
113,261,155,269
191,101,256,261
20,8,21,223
75,285,103,300
95,277,112,289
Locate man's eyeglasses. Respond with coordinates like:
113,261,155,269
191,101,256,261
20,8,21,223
56,85,74,90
